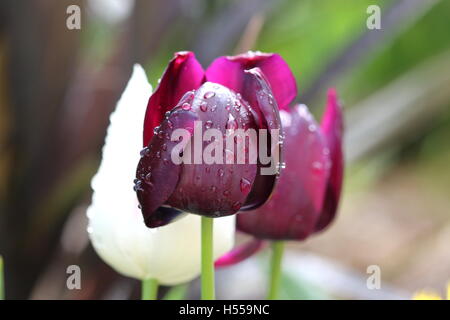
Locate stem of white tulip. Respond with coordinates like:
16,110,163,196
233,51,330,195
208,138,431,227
267,241,284,300
141,278,158,300
201,216,215,300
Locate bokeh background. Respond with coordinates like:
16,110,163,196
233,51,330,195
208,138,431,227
0,0,449,299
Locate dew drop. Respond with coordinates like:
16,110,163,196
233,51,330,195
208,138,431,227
205,120,213,129
167,120,174,129
181,102,191,111
156,151,161,158
308,124,316,132
218,168,225,177
153,126,160,134
140,147,150,157
200,102,208,112
240,178,251,194
144,172,152,183
204,91,215,99
210,186,217,192
226,114,238,130
312,161,323,173
232,201,242,211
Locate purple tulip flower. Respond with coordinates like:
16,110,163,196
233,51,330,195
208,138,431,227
135,51,297,228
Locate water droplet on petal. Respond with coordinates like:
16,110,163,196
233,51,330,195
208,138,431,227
140,147,150,157
240,178,251,194
226,114,238,130
144,172,152,183
308,124,316,132
153,126,160,134
200,102,208,112
182,102,191,111
312,161,323,174
205,120,213,129
218,168,225,177
232,201,242,211
204,91,215,99
210,186,217,192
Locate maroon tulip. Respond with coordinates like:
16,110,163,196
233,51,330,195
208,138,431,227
135,51,297,228
237,89,344,240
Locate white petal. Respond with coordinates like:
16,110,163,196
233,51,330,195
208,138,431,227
87,64,235,284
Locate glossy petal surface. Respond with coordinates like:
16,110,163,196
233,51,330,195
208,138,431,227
238,68,284,211
167,82,259,217
136,108,198,227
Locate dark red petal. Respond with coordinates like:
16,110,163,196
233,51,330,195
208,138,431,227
166,82,258,217
143,51,205,146
206,52,297,111
136,108,198,228
315,89,344,231
238,68,284,211
237,105,330,240
214,238,265,268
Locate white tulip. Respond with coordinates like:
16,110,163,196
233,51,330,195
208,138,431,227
87,64,235,285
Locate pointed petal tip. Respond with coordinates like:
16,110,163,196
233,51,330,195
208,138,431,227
214,238,265,268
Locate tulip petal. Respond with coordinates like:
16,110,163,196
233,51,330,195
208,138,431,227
136,108,198,228
238,105,330,240
166,82,258,216
206,51,297,111
315,88,344,231
143,51,205,146
214,238,265,268
238,68,284,211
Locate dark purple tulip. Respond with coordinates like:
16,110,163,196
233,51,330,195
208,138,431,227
236,89,344,240
135,51,297,228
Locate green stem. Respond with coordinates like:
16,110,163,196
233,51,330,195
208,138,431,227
267,241,284,300
201,216,215,300
141,278,158,300
0,255,4,300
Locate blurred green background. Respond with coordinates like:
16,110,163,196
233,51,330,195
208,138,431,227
0,0,449,299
